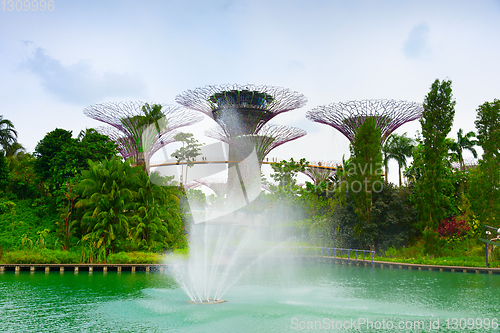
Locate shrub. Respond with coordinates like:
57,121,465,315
107,251,164,264
1,249,79,264
438,214,470,242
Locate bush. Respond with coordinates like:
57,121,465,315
438,214,470,242
1,249,79,264
107,251,164,264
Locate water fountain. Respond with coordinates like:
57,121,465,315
147,85,308,303
152,136,288,304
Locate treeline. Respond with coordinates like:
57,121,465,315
0,126,185,262
0,78,499,263
262,79,500,258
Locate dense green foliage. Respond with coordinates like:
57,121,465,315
469,100,500,229
0,120,186,264
171,132,203,184
383,133,415,186
413,79,456,253
34,128,118,192
346,118,383,248
0,115,18,152
76,156,184,253
1,83,499,266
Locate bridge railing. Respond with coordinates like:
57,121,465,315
220,245,375,266
283,246,375,266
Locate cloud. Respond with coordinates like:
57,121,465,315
20,45,146,105
402,23,430,59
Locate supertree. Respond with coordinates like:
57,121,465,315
205,123,306,165
194,179,227,198
83,101,202,169
301,161,340,186
176,84,307,206
95,125,178,167
306,99,423,143
176,84,307,137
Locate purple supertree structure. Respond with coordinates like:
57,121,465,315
176,84,307,138
306,99,423,143
96,125,178,165
205,123,306,165
83,101,202,168
194,179,227,198
301,161,340,186
176,84,307,205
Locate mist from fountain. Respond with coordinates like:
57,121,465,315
145,114,291,303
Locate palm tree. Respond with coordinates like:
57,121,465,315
382,135,397,183
76,157,140,253
4,142,25,158
0,115,18,152
383,133,415,186
131,172,183,250
449,129,477,172
120,103,166,168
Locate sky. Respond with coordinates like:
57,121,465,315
1,0,500,185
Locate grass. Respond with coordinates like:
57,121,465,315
1,249,80,264
1,241,497,269
375,240,500,268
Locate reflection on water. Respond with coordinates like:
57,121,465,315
1,260,499,332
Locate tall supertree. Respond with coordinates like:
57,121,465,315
176,84,307,206
83,101,202,169
306,99,423,143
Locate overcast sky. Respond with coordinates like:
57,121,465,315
1,0,499,184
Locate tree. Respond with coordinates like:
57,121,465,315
76,157,140,253
34,128,75,185
449,129,477,172
270,158,308,189
382,136,397,183
0,152,10,192
34,128,118,192
4,142,25,158
368,183,420,252
171,132,203,185
383,133,415,186
120,103,167,169
7,152,38,200
131,172,184,251
347,117,383,249
413,79,456,254
0,115,17,152
469,99,500,229
75,157,185,253
56,183,79,250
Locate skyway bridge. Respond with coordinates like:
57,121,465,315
150,158,340,170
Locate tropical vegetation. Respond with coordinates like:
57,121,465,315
1,83,499,267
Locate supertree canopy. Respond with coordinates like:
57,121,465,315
205,123,306,165
177,84,307,207
83,101,202,167
176,84,307,138
96,125,178,165
306,99,423,142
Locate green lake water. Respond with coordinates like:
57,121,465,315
1,261,499,332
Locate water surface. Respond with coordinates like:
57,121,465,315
1,261,499,332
